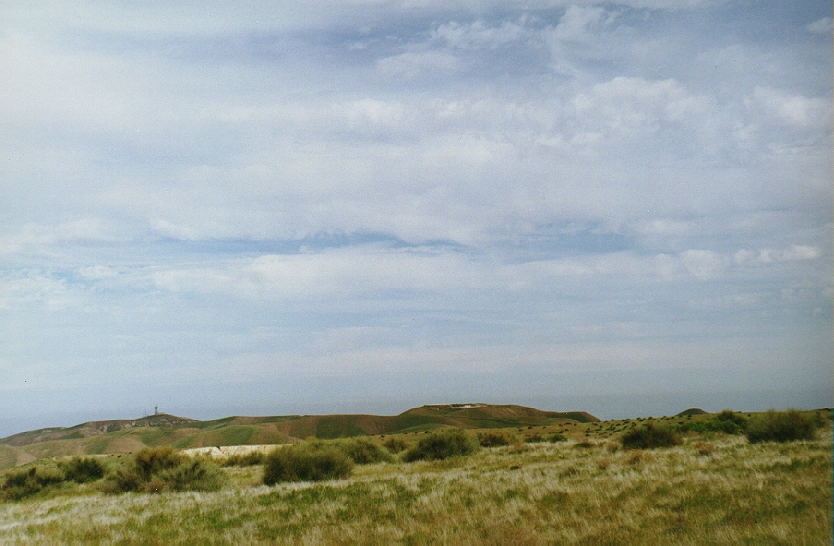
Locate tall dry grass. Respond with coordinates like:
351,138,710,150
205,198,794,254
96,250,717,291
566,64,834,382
0,429,829,544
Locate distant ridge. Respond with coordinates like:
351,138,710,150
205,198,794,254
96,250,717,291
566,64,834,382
0,404,596,469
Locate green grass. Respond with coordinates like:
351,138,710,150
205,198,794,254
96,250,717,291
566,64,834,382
0,428,829,544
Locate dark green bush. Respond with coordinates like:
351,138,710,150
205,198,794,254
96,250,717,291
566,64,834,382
1,466,65,501
263,443,353,485
716,409,748,428
477,430,518,447
547,433,567,443
333,438,392,464
402,428,479,462
621,423,681,449
220,452,266,467
677,419,742,435
133,447,183,481
382,437,409,453
105,447,226,493
746,410,818,443
59,457,106,483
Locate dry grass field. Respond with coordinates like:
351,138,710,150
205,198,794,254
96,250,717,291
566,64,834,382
0,417,830,545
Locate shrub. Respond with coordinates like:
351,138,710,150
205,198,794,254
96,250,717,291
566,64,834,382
548,433,567,443
59,457,105,483
403,428,479,462
133,447,183,481
153,459,226,492
333,438,393,464
220,452,266,467
525,434,544,443
716,409,748,428
677,419,742,435
1,466,65,501
105,448,226,493
263,443,353,485
620,423,681,449
477,430,518,447
746,410,818,443
382,437,409,453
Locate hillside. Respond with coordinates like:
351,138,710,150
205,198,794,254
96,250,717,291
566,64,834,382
1,413,830,544
0,404,596,469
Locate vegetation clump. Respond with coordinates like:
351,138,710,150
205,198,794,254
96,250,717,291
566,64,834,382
220,452,266,467
746,410,818,443
477,430,518,447
263,443,353,485
716,409,747,427
381,437,409,453
59,457,106,483
621,423,681,449
106,447,225,493
677,419,742,435
332,437,393,464
403,428,479,462
1,466,65,501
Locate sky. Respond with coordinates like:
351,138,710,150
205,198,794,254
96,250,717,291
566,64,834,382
1,1,831,436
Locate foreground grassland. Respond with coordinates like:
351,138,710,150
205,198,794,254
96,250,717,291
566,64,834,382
0,427,830,545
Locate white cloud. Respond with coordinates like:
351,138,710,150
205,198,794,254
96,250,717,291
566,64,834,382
748,87,830,129
432,19,527,49
734,245,821,265
0,273,77,310
572,77,711,132
0,219,123,255
807,17,832,35
76,266,118,280
551,5,617,43
679,250,726,280
377,50,460,79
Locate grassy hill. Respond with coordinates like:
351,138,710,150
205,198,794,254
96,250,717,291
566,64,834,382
0,404,597,470
0,410,829,544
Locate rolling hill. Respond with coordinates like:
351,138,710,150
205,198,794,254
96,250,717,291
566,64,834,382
0,403,596,469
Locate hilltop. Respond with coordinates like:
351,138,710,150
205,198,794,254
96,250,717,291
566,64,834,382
0,404,597,470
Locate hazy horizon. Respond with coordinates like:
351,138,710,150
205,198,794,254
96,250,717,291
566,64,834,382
2,1,831,439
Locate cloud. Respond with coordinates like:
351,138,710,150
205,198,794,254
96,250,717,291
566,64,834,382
0,1,829,427
748,86,830,129
377,50,460,79
432,19,527,49
807,17,832,35
572,77,711,131
0,273,77,310
734,245,821,265
0,219,123,255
